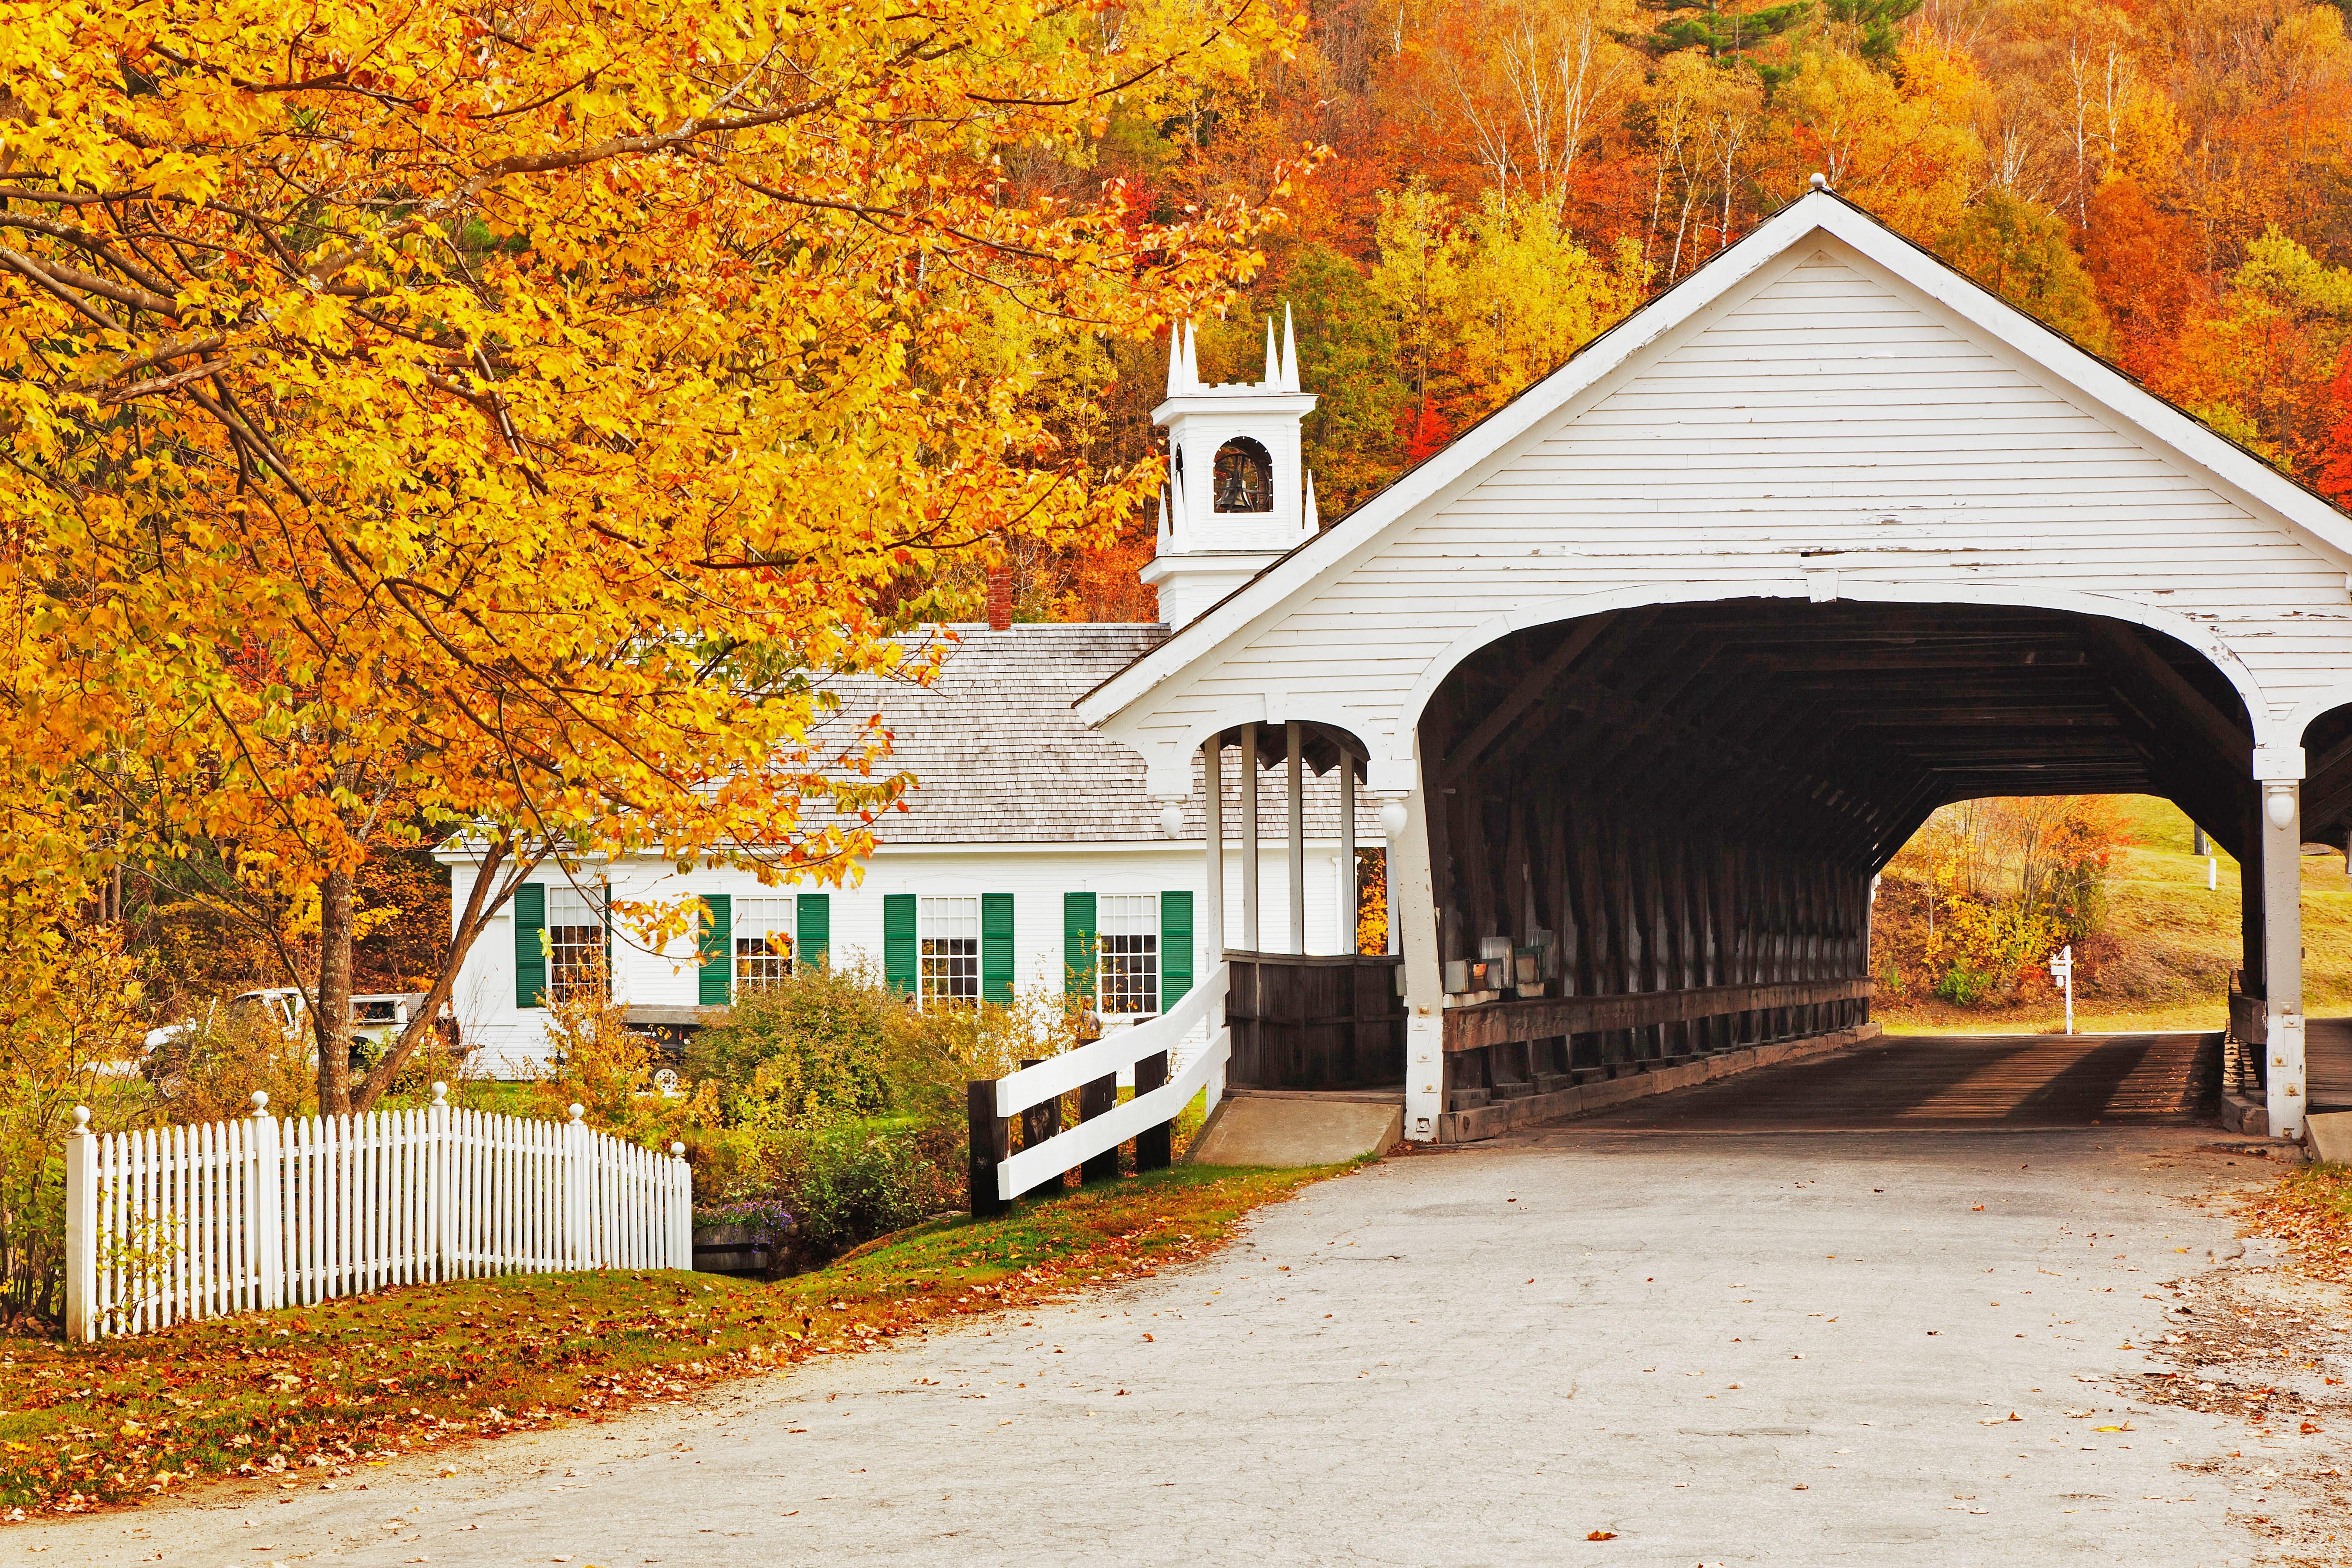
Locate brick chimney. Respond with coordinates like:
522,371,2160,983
985,565,1012,631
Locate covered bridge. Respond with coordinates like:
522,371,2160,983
1078,184,2352,1147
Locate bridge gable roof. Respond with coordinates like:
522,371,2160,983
1078,190,2352,755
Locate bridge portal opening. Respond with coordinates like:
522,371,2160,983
1418,598,2261,1141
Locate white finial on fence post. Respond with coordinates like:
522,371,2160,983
65,1107,96,1343
563,1104,590,1269
428,1080,453,1283
670,1142,685,1157
249,1089,284,1311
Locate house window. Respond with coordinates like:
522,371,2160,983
546,885,606,1001
1098,894,1159,1016
919,896,981,1008
1212,438,1274,512
734,897,794,993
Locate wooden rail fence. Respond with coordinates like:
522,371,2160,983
64,1085,693,1342
968,961,1230,1217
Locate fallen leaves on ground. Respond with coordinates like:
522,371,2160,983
0,1164,1331,1519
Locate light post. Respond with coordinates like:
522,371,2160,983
2047,944,2075,1036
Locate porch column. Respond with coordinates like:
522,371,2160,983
1286,720,1306,953
1339,754,1358,955
2260,767,2306,1140
1203,737,1225,962
1387,745,1445,1141
1240,725,1260,951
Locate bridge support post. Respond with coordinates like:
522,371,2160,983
2259,765,2306,1141
1388,746,1445,1142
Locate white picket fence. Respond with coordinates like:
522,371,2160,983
64,1084,693,1342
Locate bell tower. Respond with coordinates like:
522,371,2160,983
1140,309,1320,630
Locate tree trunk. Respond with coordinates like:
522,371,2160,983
351,837,517,1115
316,864,355,1114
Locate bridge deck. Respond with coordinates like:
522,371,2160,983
1583,1031,2222,1130
2306,1018,2352,1113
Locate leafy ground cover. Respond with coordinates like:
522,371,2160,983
0,1162,1335,1521
1879,794,2352,1036
2242,1164,2352,1286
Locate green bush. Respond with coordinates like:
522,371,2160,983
1934,965,1994,1006
786,1122,957,1255
683,966,1075,1265
687,963,908,1131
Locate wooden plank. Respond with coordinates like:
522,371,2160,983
967,1081,1010,1219
1439,615,1617,784
1078,1074,1119,1184
1443,977,1877,1051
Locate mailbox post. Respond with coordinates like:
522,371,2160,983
2047,945,2074,1036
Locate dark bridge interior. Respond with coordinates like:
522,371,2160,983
1418,598,2274,1138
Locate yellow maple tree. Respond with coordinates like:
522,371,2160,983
1,0,1295,1110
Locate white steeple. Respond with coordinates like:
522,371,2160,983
1139,310,1319,631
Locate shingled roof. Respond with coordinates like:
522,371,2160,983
817,623,1370,846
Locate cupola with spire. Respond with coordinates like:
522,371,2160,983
1139,308,1320,631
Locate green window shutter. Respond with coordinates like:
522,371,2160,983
1063,891,1098,1003
697,894,732,1006
1160,890,1193,1006
513,883,546,1009
796,892,830,970
981,893,1015,1005
883,894,917,995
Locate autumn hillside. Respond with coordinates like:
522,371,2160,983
998,0,2352,625
1873,794,2352,1034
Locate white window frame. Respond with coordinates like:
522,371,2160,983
546,885,606,1002
1097,893,1159,1017
919,896,981,1009
733,896,795,994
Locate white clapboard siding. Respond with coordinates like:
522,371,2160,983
62,1086,693,1342
1085,204,2352,790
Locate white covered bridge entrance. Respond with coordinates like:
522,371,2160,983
1077,186,2352,1149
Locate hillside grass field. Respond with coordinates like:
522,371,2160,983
1875,794,2352,1036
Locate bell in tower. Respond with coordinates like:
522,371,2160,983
1139,309,1320,631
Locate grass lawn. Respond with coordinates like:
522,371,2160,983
1877,793,2352,1036
0,1162,1339,1520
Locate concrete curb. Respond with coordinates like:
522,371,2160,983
1436,1022,1887,1144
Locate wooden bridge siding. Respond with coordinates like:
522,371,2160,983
1225,952,1405,1091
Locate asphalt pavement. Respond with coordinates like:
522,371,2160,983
29,1126,2348,1566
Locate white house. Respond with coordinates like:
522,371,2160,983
441,325,1382,1072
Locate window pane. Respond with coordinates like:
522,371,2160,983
919,897,981,1007
733,897,794,993
1098,893,1159,1015
548,924,604,1001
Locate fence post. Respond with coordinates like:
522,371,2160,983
565,1104,590,1269
429,1083,450,1282
1079,1074,1119,1183
967,1080,1010,1219
1134,1053,1172,1173
1017,1058,1062,1202
669,1142,690,1269
65,1107,96,1343
251,1092,284,1311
